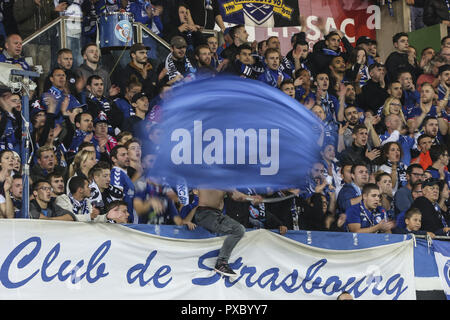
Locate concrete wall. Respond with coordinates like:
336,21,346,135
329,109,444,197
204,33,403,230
376,0,411,63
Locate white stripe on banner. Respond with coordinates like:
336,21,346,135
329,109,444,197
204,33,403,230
0,220,416,300
432,240,450,299
415,277,444,291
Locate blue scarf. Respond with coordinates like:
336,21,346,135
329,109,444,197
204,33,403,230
68,193,90,216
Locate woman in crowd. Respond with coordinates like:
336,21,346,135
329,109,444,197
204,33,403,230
377,141,408,194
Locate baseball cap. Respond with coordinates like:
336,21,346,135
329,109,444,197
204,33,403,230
422,178,439,188
130,43,148,54
30,99,46,118
356,36,372,46
131,92,148,103
438,64,450,75
170,36,187,48
94,111,108,125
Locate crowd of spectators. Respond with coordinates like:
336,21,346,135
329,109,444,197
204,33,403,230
0,0,448,239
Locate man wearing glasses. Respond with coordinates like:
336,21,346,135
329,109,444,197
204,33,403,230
394,164,424,214
29,179,76,221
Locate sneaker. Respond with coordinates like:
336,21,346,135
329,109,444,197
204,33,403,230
214,262,236,277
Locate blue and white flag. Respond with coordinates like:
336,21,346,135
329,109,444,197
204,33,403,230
433,240,450,300
149,76,323,190
218,0,300,27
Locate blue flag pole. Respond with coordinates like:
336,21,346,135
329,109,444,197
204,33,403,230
11,69,40,219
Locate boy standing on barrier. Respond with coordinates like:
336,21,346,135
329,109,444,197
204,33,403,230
193,189,263,277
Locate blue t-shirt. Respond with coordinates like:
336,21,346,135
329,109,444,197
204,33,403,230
346,202,388,230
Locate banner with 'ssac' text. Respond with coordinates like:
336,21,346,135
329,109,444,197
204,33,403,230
151,76,323,190
0,220,416,300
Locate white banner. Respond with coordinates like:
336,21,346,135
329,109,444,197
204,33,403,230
0,220,416,300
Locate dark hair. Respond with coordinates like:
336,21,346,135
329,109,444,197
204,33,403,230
396,68,412,80
422,116,438,127
86,75,103,87
47,171,64,182
441,35,450,46
351,162,367,174
264,47,279,58
110,145,127,161
381,141,404,163
429,145,447,163
417,133,433,144
12,173,22,181
124,137,141,149
88,161,111,179
68,175,88,195
229,24,245,40
105,200,128,214
407,164,424,175
257,40,266,51
393,32,408,44
32,179,50,192
375,171,391,183
352,123,367,135
237,43,252,54
74,112,92,125
79,141,95,151
81,43,97,56
50,67,65,77
126,74,142,90
405,207,421,220
194,44,210,57
279,79,294,89
362,183,379,195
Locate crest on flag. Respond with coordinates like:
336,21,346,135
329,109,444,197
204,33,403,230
219,0,300,27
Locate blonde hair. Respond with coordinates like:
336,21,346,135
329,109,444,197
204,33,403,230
69,150,96,177
382,97,407,124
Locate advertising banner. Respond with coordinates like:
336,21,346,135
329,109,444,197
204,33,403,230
432,240,450,300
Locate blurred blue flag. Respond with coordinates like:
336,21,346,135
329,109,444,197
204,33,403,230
148,76,323,190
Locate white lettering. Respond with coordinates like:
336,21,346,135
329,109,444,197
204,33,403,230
170,121,280,175
367,5,381,29
340,18,355,43
306,16,321,41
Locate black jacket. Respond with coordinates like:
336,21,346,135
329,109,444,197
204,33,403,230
424,0,450,26
356,79,390,114
86,95,124,133
384,51,422,84
412,196,448,235
338,143,372,166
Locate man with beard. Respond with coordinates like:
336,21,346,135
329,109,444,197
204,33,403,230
159,36,197,86
220,24,249,68
394,164,425,214
340,105,364,149
85,75,124,135
345,183,394,233
328,56,346,97
412,83,448,139
75,43,112,96
356,62,389,115
119,43,157,100
194,44,216,76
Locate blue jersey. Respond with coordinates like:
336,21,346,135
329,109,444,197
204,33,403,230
111,166,137,223
42,86,82,125
346,202,388,230
257,68,291,88
337,183,361,214
311,92,340,125
113,97,135,119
